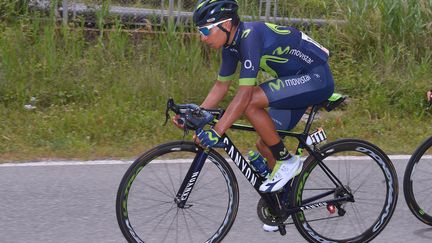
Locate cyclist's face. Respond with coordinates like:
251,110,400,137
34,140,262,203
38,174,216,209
199,21,230,49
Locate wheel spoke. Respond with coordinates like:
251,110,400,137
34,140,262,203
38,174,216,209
164,163,178,198
138,181,174,199
144,165,176,198
147,204,177,238
413,185,432,194
404,139,432,226
186,210,212,238
116,142,238,243
181,209,194,243
187,207,223,225
354,198,385,206
296,140,397,242
191,189,228,202
191,201,228,209
193,174,223,193
350,164,375,190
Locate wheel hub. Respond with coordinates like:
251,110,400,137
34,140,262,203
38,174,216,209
335,185,354,201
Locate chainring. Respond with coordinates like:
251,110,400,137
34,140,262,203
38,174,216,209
256,198,290,226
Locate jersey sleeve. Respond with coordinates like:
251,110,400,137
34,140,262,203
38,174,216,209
218,48,238,82
238,28,263,86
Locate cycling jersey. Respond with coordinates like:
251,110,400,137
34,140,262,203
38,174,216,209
218,21,330,86
218,21,334,130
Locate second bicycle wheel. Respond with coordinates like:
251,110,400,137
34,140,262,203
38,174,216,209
116,141,239,243
403,136,432,225
291,139,398,242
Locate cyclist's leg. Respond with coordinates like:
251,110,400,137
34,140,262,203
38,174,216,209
269,108,307,131
254,108,306,167
243,88,281,168
255,137,274,167
246,64,334,192
245,63,334,167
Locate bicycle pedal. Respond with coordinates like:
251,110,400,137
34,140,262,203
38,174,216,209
278,225,286,236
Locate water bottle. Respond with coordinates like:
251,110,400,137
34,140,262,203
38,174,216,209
248,151,271,178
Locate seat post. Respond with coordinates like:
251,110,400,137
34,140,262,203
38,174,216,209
303,105,320,134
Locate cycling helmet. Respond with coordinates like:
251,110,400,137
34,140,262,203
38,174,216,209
193,0,239,26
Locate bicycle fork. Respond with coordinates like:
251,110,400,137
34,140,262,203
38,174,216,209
174,147,208,208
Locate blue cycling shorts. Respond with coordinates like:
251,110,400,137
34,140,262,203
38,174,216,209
259,63,334,131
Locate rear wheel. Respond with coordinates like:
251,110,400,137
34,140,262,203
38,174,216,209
116,141,239,243
403,136,432,225
291,139,398,242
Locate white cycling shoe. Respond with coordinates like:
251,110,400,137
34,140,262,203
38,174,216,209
263,224,279,232
259,156,302,193
262,212,292,232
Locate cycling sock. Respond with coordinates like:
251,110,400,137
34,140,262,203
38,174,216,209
269,140,292,161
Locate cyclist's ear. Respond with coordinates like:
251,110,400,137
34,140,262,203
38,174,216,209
222,20,232,30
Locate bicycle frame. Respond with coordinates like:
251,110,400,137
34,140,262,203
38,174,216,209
175,104,353,218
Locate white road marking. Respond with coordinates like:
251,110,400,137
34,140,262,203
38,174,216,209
0,155,416,167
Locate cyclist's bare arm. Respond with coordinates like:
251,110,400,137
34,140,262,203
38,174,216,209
172,80,231,129
213,85,254,136
200,80,232,109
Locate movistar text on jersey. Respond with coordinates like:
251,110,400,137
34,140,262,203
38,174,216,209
284,75,311,86
268,74,312,92
289,49,314,64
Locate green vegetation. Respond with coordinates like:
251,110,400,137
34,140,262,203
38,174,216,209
0,0,431,162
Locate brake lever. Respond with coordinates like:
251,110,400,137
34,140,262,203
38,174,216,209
163,107,170,126
164,98,175,126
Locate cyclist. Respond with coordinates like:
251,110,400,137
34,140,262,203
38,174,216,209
174,0,334,231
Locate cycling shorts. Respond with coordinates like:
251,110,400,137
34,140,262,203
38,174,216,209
259,63,334,130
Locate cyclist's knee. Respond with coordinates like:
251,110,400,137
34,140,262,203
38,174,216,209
246,87,268,110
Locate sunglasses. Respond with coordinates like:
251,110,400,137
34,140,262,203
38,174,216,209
198,18,232,36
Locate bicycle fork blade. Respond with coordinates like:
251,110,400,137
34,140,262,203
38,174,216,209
175,148,208,208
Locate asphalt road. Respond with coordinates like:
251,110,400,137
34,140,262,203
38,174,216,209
0,157,431,243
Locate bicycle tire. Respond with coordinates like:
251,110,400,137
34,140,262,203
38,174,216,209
116,141,239,243
403,136,432,226
291,139,398,242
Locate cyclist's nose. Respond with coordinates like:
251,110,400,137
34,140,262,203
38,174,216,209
201,33,212,42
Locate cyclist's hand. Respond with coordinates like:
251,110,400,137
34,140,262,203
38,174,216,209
427,90,432,103
172,114,185,129
195,128,221,148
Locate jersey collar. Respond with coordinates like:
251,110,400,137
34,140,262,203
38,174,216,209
226,21,243,48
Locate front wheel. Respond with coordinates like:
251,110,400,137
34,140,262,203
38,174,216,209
403,136,432,225
116,141,239,243
291,139,398,242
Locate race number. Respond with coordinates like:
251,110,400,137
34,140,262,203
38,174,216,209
301,32,330,56
307,127,327,145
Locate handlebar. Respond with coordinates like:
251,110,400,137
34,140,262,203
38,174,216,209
165,98,224,130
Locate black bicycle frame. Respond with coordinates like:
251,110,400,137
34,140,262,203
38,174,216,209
175,104,352,216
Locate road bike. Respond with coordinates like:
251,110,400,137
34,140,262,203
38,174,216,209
403,135,432,226
116,93,398,242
